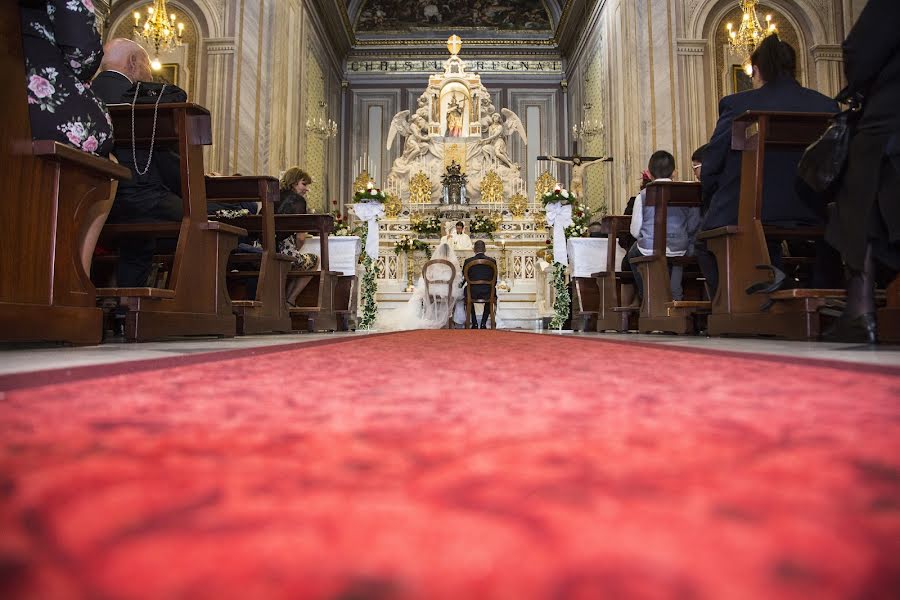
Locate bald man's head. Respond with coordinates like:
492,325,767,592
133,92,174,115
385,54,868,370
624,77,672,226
100,38,152,83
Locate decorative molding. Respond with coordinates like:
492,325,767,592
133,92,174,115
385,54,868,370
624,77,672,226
811,44,843,62
205,37,236,54
676,39,707,56
346,59,563,75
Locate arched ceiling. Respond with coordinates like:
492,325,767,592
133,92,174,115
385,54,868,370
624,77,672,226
346,0,562,35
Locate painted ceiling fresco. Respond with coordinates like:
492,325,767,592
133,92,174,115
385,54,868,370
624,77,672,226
355,0,553,32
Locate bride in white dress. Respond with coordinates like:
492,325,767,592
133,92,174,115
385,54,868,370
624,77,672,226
378,242,465,330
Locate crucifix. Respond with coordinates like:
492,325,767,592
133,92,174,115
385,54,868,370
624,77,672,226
537,152,613,199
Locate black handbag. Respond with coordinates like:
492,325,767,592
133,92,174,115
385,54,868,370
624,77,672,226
796,92,862,194
125,81,187,104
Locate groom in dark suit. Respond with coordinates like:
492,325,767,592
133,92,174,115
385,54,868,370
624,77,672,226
462,240,498,329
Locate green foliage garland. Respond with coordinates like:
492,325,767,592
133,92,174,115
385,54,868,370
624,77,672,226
549,262,570,330
358,255,378,329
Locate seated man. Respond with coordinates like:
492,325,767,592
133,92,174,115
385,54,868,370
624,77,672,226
92,38,184,287
462,240,498,329
696,35,839,296
441,221,474,253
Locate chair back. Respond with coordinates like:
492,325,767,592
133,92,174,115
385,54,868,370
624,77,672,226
422,259,456,301
463,258,498,303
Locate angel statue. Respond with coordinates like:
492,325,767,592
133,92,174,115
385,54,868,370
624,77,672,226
386,111,434,174
479,110,527,168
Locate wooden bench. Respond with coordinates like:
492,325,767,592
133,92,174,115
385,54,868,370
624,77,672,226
0,6,131,345
95,103,246,341
571,277,599,331
697,111,838,339
880,277,900,343
206,175,293,334
221,214,340,332
593,215,639,332
630,181,708,334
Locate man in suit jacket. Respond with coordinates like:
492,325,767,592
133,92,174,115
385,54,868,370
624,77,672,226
462,240,498,329
92,38,184,287
697,35,839,296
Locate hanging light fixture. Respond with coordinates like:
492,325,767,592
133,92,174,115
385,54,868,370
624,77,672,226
306,101,338,139
133,0,184,60
726,0,777,75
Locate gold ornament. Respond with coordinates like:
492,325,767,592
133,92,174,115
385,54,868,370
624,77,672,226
535,170,556,201
384,192,402,218
447,34,462,56
409,171,433,205
353,170,372,193
444,144,466,172
533,211,547,230
480,170,504,206
508,193,528,218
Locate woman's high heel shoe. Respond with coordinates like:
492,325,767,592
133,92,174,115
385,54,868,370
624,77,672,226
821,312,877,344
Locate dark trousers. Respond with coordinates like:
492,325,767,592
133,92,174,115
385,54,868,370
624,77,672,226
470,301,491,328
113,193,183,287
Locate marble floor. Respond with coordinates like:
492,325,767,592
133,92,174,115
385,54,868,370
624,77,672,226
1,330,898,377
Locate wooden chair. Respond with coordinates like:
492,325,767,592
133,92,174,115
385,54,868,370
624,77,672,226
0,5,131,345
594,215,639,333
206,175,294,335
696,111,840,339
422,259,457,329
463,259,498,329
95,103,246,341
629,181,709,334
224,214,339,332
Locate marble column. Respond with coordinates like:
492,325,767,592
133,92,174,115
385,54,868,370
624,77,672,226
676,39,711,178
811,44,845,99
202,37,236,175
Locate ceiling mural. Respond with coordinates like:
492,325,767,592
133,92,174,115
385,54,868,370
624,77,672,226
354,0,553,33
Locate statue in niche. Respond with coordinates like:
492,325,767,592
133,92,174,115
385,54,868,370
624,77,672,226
478,109,527,168
446,94,464,137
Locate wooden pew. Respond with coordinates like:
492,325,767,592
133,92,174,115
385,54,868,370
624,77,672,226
96,103,246,341
630,181,708,334
0,5,131,345
222,214,340,332
879,276,900,343
697,111,838,339
205,175,294,335
571,277,599,331
593,215,639,332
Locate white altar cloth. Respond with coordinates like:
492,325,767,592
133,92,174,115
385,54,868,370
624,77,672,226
566,237,626,277
299,236,361,276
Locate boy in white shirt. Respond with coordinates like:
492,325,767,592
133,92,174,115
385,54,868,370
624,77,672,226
627,150,701,302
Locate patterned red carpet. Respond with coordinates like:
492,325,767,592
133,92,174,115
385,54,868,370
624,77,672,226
1,330,899,599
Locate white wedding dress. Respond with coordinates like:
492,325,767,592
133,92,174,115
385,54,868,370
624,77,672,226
378,243,465,330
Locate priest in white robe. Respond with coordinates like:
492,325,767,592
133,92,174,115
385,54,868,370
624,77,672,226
440,221,474,253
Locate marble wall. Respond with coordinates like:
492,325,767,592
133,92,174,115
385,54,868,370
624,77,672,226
565,0,854,213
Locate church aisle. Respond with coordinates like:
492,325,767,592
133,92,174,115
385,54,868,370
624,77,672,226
1,330,898,599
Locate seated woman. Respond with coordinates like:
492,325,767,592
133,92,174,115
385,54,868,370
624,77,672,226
21,0,113,156
378,243,464,330
277,167,321,306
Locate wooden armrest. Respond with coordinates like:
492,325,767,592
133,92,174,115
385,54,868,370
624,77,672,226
761,226,825,239
96,287,176,299
231,300,263,308
203,221,247,237
274,253,295,262
101,222,182,237
629,256,656,264
696,226,739,240
32,140,132,180
769,289,846,300
665,300,712,309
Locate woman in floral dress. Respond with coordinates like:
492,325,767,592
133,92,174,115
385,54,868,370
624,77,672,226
21,0,113,156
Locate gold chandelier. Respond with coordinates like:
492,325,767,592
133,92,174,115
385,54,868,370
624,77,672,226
133,0,184,57
306,101,338,139
726,0,777,75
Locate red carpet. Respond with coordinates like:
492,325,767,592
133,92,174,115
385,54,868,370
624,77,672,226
1,331,898,599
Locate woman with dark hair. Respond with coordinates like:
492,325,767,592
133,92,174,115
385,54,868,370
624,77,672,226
20,0,113,156
823,0,900,343
277,167,319,306
696,34,839,297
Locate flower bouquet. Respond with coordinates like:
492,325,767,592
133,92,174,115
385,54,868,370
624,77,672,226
469,212,501,237
353,181,387,204
541,184,576,207
564,204,592,238
393,237,432,258
411,214,442,236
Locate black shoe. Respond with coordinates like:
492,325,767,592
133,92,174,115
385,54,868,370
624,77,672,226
821,312,877,344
